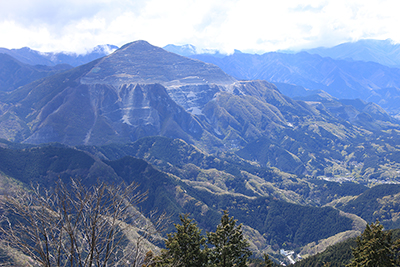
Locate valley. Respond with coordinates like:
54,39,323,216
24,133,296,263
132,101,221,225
1,40,400,265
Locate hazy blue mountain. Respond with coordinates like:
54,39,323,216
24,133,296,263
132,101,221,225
1,40,400,182
0,44,118,67
167,39,400,67
0,41,236,146
305,39,400,68
0,53,72,92
163,44,220,57
190,51,400,116
3,41,400,264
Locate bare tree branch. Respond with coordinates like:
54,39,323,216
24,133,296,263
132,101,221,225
0,178,168,267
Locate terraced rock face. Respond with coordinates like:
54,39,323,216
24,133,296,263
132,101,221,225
22,82,203,145
1,41,237,145
82,40,236,86
80,40,237,116
1,40,400,180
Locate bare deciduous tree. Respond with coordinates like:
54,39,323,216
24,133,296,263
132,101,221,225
0,179,167,267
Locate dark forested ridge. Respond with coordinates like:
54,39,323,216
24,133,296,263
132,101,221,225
0,53,72,92
292,228,400,267
1,42,400,186
2,40,400,266
0,142,364,258
0,138,399,266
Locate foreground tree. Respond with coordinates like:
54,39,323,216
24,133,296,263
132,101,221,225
156,214,208,267
0,179,167,267
207,210,252,267
263,253,275,267
347,220,395,267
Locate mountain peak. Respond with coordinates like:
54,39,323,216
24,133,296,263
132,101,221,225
82,40,236,86
119,40,154,51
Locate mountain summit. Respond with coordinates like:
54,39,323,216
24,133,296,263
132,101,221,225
81,40,237,114
82,40,236,86
0,41,237,146
1,40,399,179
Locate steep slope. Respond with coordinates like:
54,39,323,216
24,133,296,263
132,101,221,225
0,41,237,145
191,51,400,115
78,136,369,206
0,53,72,92
0,143,359,256
329,184,400,229
1,41,400,182
82,40,236,115
292,228,400,266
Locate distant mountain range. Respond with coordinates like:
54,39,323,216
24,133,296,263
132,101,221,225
3,40,400,116
2,40,400,265
0,44,118,67
190,53,399,116
0,53,72,92
164,39,400,68
305,39,400,68
1,40,400,183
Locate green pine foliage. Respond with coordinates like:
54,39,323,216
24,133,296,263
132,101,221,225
347,220,395,267
263,254,275,267
157,214,208,267
292,225,400,266
158,212,256,267
208,210,252,267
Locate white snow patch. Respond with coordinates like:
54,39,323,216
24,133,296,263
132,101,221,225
214,128,222,135
189,107,203,115
83,129,92,145
187,91,196,98
122,114,132,125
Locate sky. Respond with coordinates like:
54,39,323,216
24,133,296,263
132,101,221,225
0,0,399,54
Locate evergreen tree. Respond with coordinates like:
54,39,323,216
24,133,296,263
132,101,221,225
157,214,208,267
347,220,395,267
207,210,252,267
263,253,275,267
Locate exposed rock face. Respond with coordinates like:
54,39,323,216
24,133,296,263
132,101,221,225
81,40,237,116
81,40,236,86
1,40,397,157
22,82,203,145
0,40,237,146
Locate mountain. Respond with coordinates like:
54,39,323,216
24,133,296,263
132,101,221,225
0,53,72,92
0,40,236,146
1,41,400,183
168,39,400,69
190,51,400,116
292,228,400,266
305,39,400,68
0,141,364,258
328,184,400,229
3,40,400,264
0,44,118,67
6,136,400,264
163,44,220,57
78,136,370,206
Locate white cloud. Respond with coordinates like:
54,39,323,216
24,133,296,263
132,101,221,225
0,0,399,53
